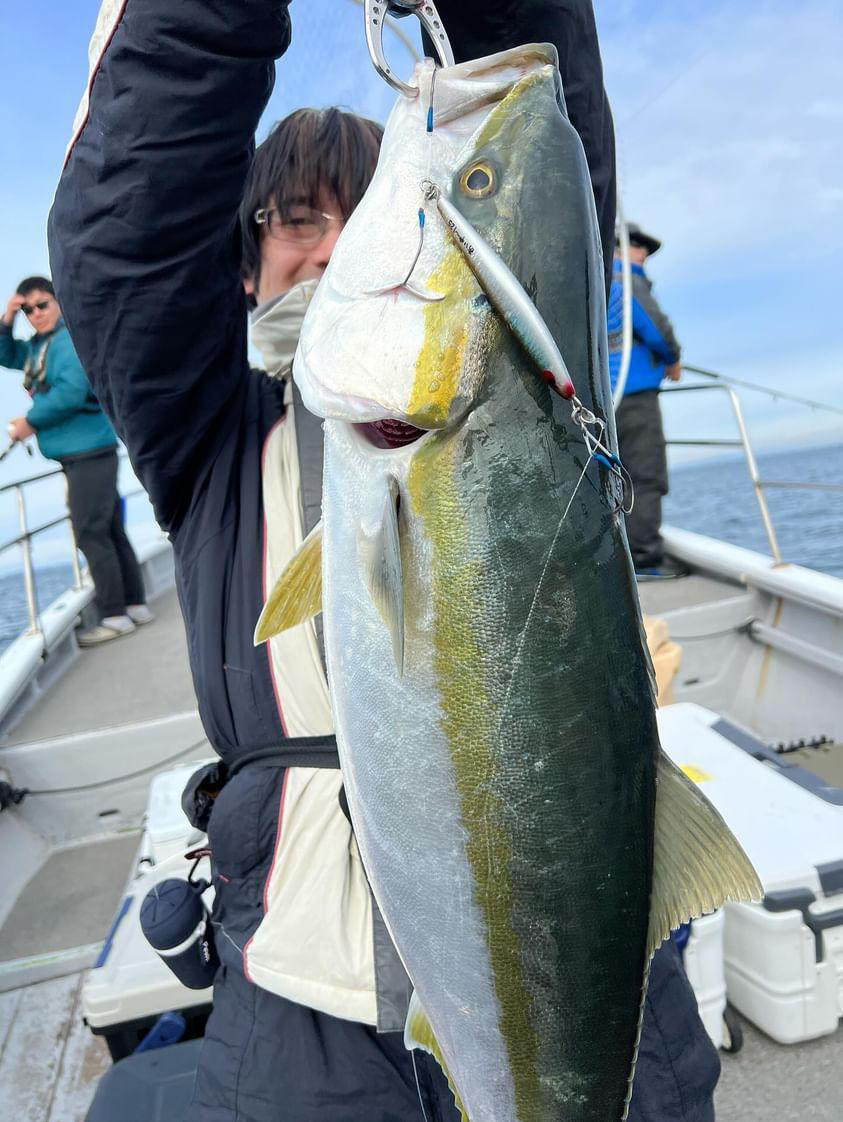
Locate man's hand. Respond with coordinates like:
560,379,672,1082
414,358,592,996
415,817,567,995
3,294,25,327
665,362,682,382
7,417,35,442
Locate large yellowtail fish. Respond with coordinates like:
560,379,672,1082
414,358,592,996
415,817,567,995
257,45,760,1121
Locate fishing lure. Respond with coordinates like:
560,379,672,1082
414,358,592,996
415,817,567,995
423,179,633,513
422,180,575,400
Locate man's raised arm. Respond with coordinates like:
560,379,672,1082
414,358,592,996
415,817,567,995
48,1,292,529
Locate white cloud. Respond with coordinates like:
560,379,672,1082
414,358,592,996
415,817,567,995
596,0,843,270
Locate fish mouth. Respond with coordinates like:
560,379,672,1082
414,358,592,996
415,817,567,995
357,419,427,449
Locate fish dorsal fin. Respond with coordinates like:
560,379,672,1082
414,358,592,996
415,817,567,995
648,749,762,958
254,522,323,645
359,480,404,676
405,990,469,1122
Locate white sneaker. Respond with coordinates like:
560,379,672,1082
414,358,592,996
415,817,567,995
127,604,155,626
77,615,136,647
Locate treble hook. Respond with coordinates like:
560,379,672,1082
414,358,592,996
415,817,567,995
569,396,634,514
364,0,455,98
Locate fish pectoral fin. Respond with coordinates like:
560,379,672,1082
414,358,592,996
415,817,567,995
360,481,405,676
254,522,323,645
405,991,469,1122
648,749,763,958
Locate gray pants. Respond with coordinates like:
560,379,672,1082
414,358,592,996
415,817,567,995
615,390,669,569
63,448,146,618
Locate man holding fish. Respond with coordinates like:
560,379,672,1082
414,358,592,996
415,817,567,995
49,1,749,1119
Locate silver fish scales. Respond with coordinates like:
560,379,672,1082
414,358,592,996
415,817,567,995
259,45,760,1121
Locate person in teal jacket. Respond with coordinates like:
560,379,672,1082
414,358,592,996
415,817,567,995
1,276,152,644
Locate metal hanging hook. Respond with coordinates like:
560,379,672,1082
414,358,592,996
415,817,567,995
364,0,454,98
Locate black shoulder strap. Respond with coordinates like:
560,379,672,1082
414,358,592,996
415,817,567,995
228,735,339,777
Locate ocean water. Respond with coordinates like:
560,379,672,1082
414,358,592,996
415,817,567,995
0,562,75,655
0,443,840,657
664,441,843,579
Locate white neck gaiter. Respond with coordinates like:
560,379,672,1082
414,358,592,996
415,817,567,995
249,279,319,379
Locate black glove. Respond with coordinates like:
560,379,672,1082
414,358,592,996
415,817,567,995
385,1,419,16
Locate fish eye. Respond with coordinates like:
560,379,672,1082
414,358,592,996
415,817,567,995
459,161,497,199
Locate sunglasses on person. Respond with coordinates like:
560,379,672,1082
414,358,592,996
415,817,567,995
21,299,52,316
253,204,345,247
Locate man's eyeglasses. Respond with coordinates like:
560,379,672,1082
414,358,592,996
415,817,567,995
253,205,345,247
21,299,51,316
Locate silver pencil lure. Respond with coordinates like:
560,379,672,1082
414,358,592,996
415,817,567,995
422,180,633,511
421,180,576,401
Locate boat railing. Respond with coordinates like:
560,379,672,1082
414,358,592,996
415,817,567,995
1,370,840,633
661,371,843,566
0,458,144,637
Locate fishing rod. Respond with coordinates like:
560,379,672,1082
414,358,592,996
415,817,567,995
611,220,841,418
0,438,34,465
681,365,843,416
612,197,633,408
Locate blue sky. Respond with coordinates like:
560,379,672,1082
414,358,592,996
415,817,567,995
1,0,841,559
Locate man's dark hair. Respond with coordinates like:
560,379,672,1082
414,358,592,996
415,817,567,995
16,276,55,297
240,108,383,285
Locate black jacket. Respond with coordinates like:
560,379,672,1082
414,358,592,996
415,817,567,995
48,0,616,769
49,4,717,1120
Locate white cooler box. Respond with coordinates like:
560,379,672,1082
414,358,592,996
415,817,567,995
83,762,214,1057
138,762,213,865
658,703,843,1045
682,910,726,1050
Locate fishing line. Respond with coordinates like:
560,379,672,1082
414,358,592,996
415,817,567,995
411,1050,431,1122
682,366,843,415
495,451,594,732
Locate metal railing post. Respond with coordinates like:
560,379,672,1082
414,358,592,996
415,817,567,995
15,486,40,635
724,388,783,565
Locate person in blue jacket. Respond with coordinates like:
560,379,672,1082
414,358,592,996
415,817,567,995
608,224,686,575
1,276,151,644
49,2,718,1119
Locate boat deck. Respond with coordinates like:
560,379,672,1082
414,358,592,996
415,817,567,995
0,980,839,1122
0,833,139,977
5,587,196,746
0,972,110,1122
1,560,841,1119
637,571,747,615
715,1016,843,1121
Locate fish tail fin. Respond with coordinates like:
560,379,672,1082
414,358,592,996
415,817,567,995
254,521,322,645
405,991,470,1122
648,748,762,957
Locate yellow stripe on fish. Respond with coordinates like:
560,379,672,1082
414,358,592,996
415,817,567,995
407,244,476,425
406,66,559,430
407,433,542,1118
